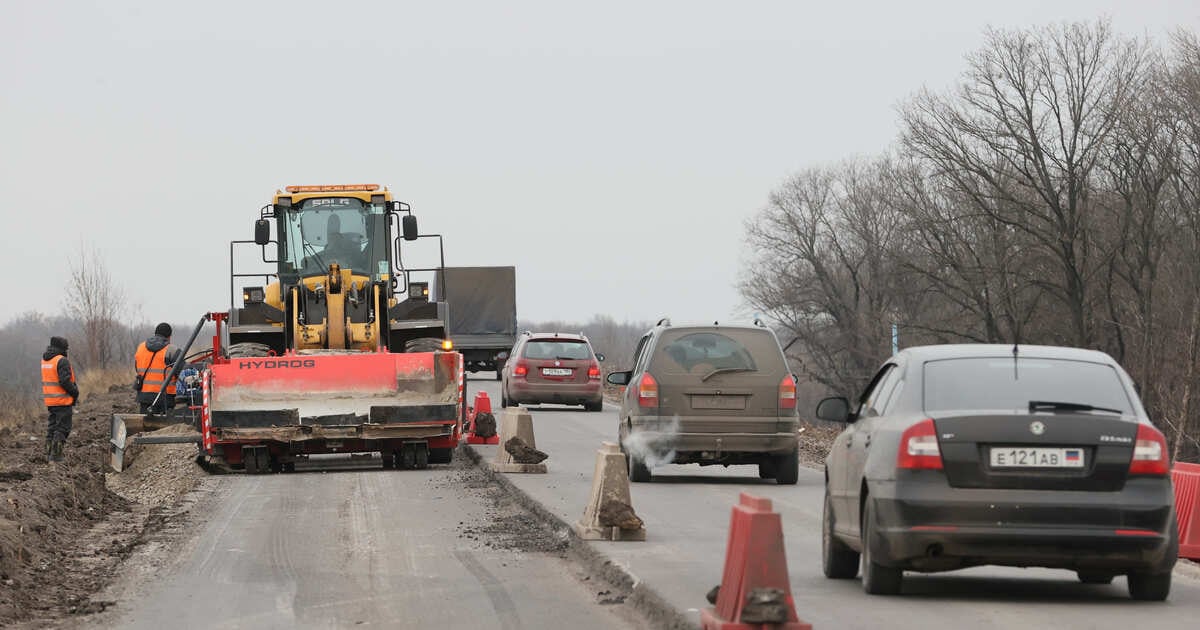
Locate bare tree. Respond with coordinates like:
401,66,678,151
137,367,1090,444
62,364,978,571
62,242,127,370
740,159,905,396
901,20,1150,347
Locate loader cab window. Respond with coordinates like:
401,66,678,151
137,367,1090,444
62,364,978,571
281,198,388,278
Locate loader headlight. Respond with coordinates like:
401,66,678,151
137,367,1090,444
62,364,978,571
244,286,265,304
442,340,454,351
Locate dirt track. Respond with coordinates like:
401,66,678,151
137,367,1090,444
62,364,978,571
0,388,202,627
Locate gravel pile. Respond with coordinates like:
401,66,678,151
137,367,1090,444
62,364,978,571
105,424,204,508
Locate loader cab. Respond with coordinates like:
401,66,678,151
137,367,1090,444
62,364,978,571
229,183,449,356
277,197,388,284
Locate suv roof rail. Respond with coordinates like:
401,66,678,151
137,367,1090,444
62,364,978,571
656,317,671,327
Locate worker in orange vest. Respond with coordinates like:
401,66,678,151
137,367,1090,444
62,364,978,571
134,323,181,414
40,336,79,463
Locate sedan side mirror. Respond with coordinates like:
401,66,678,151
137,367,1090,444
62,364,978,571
596,353,606,362
606,371,631,386
816,396,852,423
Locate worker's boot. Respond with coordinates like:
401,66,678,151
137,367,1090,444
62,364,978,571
43,440,52,462
50,440,64,463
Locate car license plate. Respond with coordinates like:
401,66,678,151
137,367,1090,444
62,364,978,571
691,395,747,410
989,447,1084,468
542,368,572,377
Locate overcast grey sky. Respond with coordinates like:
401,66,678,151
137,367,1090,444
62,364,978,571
2,1,1196,329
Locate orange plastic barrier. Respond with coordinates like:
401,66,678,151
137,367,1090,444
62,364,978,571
1175,462,1200,561
700,492,813,630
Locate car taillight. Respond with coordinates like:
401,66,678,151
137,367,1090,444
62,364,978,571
513,361,528,377
896,418,942,470
1128,423,1168,476
779,375,796,410
588,364,601,380
637,373,658,408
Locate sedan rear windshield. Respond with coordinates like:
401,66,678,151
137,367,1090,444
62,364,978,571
523,340,592,360
923,357,1134,415
651,330,784,376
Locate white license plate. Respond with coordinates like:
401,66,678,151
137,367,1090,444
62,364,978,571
989,447,1084,468
542,368,572,377
691,395,747,410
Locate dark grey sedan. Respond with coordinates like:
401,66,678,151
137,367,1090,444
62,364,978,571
818,344,1178,600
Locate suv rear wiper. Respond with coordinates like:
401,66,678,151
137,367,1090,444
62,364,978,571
701,367,755,382
1028,400,1123,415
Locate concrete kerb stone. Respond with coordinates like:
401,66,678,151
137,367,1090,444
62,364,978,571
489,407,548,474
574,442,646,541
461,443,696,630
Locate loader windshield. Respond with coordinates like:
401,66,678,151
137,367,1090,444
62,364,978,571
281,198,389,278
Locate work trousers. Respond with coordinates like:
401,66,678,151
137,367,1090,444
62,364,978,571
46,406,73,443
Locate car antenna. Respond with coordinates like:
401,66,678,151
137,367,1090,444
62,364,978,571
1012,336,1019,381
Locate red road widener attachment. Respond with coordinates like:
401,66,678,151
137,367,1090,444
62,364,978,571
201,350,463,472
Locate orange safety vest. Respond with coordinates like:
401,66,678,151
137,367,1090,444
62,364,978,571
41,355,75,407
135,342,176,395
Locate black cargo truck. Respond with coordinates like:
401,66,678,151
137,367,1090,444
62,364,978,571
435,266,518,379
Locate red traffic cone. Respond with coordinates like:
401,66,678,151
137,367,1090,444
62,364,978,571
700,492,812,629
465,391,498,444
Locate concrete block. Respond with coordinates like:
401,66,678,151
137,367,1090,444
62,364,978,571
573,442,646,541
489,407,547,474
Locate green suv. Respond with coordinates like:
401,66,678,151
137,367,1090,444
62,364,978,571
606,319,801,483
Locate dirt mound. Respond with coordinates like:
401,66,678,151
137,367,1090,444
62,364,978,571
0,389,137,624
105,423,203,508
798,421,841,470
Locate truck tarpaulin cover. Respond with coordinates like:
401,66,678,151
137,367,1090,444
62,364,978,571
436,266,518,336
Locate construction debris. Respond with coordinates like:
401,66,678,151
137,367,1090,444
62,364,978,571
598,499,643,531
504,436,548,464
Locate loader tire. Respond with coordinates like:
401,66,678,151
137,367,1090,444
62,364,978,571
226,342,272,358
404,337,444,353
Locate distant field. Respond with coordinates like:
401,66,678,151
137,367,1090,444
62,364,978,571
0,367,130,432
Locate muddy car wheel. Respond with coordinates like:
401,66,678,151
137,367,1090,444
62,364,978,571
822,489,860,579
861,498,903,595
1128,571,1171,601
758,461,777,479
628,452,651,483
773,447,800,485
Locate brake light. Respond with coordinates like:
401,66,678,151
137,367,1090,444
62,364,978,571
514,361,528,377
638,373,658,408
779,375,796,410
896,418,942,470
588,364,601,380
1128,423,1168,476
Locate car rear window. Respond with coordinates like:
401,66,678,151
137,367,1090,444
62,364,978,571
523,340,592,360
651,329,784,376
923,357,1134,414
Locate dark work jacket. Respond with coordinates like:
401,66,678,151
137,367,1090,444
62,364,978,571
42,346,80,402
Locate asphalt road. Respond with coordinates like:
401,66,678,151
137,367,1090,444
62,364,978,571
465,377,1200,630
90,454,647,630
